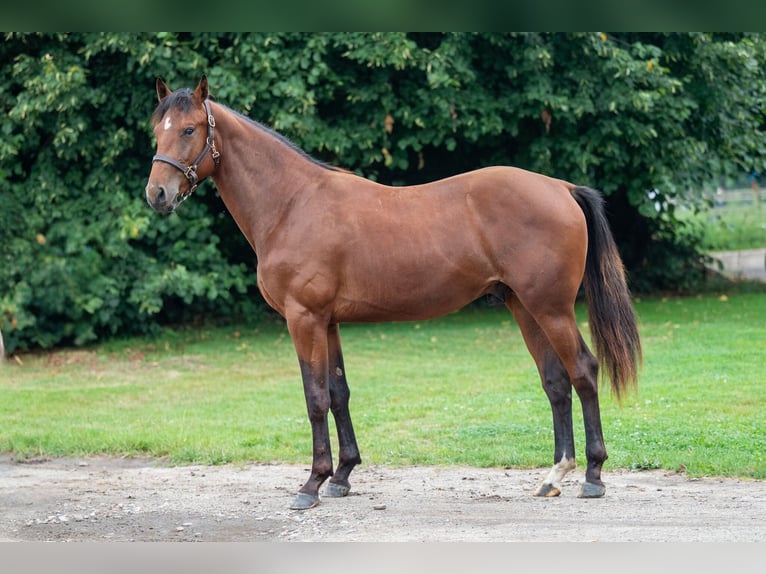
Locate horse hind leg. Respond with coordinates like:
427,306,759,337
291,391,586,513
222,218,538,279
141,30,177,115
570,340,607,498
323,324,362,498
535,355,577,497
505,295,578,497
532,306,608,498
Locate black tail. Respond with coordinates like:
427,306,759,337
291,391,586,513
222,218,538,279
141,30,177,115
572,187,642,400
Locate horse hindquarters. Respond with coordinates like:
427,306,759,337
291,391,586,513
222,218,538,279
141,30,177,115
497,187,615,497
513,186,640,498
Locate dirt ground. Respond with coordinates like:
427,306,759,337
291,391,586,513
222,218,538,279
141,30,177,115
1,454,764,542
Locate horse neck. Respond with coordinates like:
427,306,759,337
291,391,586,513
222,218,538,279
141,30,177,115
209,103,326,255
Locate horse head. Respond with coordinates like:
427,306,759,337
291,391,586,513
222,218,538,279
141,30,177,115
145,75,220,213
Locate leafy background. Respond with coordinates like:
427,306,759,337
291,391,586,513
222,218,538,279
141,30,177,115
1,33,765,352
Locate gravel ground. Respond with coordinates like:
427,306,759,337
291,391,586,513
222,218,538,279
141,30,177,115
1,454,764,542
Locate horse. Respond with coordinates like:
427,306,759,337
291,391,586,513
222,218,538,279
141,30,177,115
145,75,641,510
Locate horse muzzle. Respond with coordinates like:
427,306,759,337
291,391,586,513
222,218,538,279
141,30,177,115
145,180,179,213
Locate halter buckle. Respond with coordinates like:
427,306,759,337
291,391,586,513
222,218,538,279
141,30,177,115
208,137,221,166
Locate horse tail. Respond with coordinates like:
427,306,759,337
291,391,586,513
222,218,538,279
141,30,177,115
571,186,642,400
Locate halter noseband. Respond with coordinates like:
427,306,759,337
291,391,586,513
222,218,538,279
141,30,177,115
152,99,221,203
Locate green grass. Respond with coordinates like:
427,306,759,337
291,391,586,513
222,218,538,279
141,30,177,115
2,293,765,479
692,189,766,251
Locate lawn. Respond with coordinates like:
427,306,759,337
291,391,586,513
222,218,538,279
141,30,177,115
1,292,765,479
692,188,766,251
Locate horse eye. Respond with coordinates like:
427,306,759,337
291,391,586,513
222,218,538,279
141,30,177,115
183,127,195,136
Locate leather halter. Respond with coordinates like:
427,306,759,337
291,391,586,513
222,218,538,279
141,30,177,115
152,99,221,203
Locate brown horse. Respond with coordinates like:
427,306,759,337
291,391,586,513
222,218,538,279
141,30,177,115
145,76,641,510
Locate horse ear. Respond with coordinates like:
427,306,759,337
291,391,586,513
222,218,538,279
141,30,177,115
156,77,172,102
194,74,209,101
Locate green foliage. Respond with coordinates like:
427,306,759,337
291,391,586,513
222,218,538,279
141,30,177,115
0,34,255,353
1,33,765,352
696,192,766,251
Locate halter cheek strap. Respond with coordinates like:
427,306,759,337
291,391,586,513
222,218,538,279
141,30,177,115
152,99,221,203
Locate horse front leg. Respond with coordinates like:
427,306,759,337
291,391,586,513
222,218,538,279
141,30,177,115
287,311,334,510
323,323,362,498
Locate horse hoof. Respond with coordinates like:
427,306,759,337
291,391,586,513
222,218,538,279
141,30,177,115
533,483,562,497
323,481,350,498
290,492,320,510
578,482,606,498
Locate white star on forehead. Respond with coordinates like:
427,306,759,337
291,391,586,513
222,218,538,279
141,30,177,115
164,116,172,131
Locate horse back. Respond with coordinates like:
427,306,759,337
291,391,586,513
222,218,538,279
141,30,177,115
257,165,586,322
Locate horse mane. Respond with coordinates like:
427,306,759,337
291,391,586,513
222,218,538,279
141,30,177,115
152,88,341,173
222,104,343,173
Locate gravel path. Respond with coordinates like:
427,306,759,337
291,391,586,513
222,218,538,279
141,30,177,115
2,455,763,542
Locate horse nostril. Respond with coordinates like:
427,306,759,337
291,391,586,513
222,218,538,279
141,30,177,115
156,185,167,205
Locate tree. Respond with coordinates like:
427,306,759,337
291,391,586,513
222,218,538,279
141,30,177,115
1,33,764,352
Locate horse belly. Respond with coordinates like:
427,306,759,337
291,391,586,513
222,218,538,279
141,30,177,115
332,252,494,323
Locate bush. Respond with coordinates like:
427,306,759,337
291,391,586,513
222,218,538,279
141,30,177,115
0,34,257,353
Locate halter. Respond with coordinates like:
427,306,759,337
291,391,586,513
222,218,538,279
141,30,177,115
152,99,221,203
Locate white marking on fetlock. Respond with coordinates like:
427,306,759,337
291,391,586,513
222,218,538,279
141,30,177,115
542,454,576,491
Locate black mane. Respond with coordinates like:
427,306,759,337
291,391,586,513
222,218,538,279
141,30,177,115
226,106,342,173
152,88,340,173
